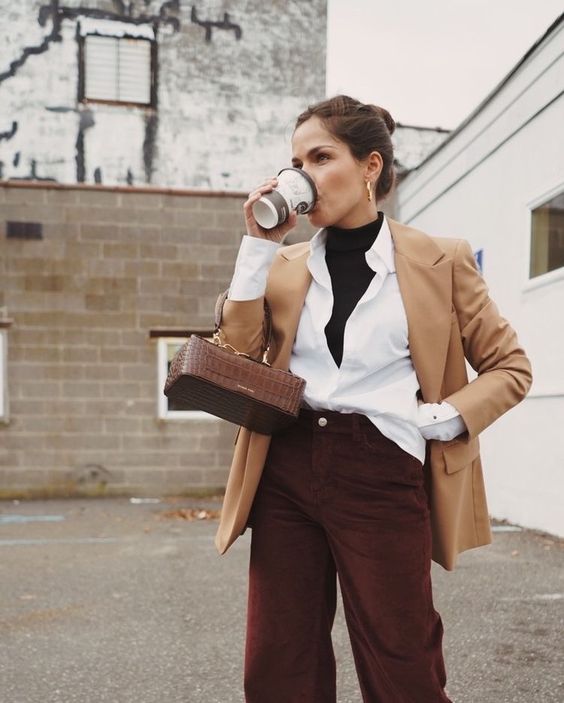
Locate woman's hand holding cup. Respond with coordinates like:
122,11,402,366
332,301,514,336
244,178,298,243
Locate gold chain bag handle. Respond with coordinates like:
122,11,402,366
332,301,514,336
213,290,273,366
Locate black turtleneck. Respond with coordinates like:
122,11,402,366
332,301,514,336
324,211,384,367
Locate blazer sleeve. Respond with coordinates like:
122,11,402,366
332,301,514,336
443,238,533,441
216,247,287,362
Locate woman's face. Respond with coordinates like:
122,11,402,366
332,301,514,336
291,115,381,229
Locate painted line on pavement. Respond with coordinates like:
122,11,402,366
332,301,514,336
0,515,66,524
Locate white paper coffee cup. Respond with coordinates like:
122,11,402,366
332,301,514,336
252,168,317,229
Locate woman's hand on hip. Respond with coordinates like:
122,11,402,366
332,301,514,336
244,177,297,243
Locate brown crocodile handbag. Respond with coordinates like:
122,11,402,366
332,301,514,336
163,291,306,435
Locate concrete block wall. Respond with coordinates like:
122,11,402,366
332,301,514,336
0,181,316,498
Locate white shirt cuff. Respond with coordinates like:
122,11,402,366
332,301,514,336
228,235,282,301
416,401,467,441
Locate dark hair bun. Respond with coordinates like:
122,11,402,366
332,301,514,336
368,104,396,136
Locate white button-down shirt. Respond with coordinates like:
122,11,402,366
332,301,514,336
228,217,466,464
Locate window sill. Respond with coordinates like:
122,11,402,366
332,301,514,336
523,266,564,292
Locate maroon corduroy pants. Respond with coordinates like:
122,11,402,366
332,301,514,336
244,408,452,703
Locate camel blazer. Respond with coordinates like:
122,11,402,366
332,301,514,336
214,217,533,570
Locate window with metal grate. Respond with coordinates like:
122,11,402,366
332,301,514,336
83,34,153,106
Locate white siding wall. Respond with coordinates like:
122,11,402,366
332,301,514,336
397,21,564,536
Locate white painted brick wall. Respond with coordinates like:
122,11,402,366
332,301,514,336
0,0,327,189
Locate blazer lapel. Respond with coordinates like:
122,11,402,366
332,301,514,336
388,218,453,403
270,218,454,404
267,242,312,371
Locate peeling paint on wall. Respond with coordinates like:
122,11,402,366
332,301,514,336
0,1,64,85
0,1,174,85
143,112,158,183
190,6,242,42
0,121,18,142
78,16,156,39
76,108,95,182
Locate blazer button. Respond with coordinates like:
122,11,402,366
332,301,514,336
318,417,328,427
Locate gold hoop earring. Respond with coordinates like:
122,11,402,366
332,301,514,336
366,180,373,202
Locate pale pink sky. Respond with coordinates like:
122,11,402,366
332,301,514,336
326,0,562,130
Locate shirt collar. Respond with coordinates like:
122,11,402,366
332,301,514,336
309,214,396,274
366,215,396,273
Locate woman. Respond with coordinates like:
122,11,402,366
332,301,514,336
215,95,532,702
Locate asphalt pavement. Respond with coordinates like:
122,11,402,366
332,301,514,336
1,496,563,703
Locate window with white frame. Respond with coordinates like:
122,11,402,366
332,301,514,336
530,190,564,278
156,336,217,420
79,18,155,106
